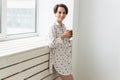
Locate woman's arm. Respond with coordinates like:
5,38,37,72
48,26,63,48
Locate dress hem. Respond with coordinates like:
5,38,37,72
53,65,72,76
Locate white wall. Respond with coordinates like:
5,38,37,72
38,0,73,37
73,0,120,80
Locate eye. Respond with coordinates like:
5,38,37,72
63,12,66,14
57,11,66,15
58,11,61,14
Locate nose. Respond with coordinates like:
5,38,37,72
61,13,64,17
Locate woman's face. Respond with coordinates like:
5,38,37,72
55,7,67,23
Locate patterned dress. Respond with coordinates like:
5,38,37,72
48,22,72,75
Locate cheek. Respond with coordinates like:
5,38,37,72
63,15,66,18
55,13,66,19
61,15,66,19
55,13,60,17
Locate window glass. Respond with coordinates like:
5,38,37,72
7,0,36,34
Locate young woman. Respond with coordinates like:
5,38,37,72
48,3,73,80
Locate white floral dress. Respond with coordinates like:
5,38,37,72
48,22,72,75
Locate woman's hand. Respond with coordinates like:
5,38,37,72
61,30,72,39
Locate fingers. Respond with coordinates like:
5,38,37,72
64,30,72,38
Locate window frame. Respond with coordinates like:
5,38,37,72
0,0,6,40
0,0,39,41
0,0,1,33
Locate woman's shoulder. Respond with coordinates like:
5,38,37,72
50,22,66,30
49,23,57,31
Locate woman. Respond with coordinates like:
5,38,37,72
48,3,74,80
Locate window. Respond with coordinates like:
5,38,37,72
0,0,6,39
7,0,37,34
0,0,2,33
0,0,38,40
0,0,73,41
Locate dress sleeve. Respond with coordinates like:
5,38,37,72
48,26,63,48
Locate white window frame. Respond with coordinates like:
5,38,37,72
0,0,6,40
0,0,39,41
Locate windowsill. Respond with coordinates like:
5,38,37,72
0,37,49,58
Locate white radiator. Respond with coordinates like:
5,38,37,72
0,46,59,80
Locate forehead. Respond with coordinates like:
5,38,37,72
57,7,66,12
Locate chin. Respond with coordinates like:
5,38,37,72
58,19,64,22
57,20,62,23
